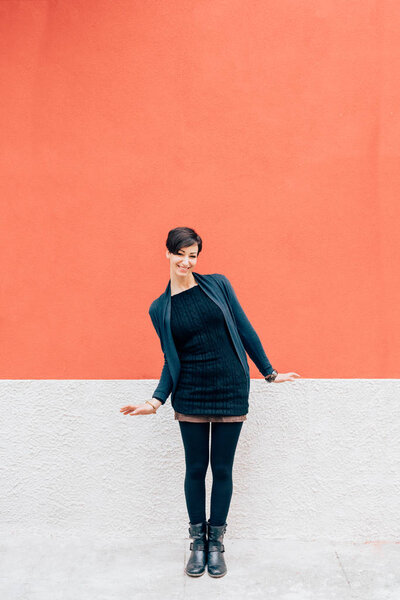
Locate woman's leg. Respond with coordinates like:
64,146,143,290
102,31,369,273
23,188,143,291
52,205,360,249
178,421,210,523
209,422,243,526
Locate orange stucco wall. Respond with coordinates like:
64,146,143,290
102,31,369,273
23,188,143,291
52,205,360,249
1,1,399,379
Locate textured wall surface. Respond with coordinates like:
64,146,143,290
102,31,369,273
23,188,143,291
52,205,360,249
1,379,399,542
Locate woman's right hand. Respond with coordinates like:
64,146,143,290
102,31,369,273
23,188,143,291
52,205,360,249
120,403,157,416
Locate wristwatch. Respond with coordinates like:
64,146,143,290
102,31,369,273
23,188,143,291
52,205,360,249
264,369,278,383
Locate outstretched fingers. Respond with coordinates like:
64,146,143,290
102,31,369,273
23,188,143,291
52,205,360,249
120,405,137,414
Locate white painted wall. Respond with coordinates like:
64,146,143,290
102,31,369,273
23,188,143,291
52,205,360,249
1,380,399,542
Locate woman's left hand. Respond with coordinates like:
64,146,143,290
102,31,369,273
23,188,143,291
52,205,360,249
273,372,301,383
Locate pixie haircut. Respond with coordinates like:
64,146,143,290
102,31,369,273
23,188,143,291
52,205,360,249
166,227,202,255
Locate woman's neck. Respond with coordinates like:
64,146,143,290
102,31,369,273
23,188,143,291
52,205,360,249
170,271,196,293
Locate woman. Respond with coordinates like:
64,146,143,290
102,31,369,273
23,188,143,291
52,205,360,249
120,226,300,578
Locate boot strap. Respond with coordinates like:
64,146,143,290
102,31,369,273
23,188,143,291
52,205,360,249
190,542,206,551
208,543,225,552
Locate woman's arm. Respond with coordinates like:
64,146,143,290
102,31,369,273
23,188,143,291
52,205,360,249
148,306,173,404
151,356,173,404
220,275,274,377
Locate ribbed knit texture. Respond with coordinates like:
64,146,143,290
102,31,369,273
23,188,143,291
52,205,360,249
170,284,249,415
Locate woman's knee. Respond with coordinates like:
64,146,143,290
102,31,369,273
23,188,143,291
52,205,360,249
210,463,231,482
186,462,208,480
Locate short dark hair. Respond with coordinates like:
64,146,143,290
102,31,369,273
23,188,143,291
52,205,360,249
166,227,202,255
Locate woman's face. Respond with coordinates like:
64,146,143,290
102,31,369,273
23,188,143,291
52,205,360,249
167,243,199,276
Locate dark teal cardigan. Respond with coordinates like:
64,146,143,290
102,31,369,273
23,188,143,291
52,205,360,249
148,272,274,407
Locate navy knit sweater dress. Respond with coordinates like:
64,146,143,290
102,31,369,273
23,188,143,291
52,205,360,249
170,283,247,422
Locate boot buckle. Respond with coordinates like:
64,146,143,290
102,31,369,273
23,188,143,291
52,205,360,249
190,541,206,551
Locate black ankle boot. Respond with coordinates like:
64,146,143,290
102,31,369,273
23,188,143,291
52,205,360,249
206,520,228,577
184,521,207,577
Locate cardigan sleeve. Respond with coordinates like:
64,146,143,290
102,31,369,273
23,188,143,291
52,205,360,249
148,306,173,404
220,275,274,377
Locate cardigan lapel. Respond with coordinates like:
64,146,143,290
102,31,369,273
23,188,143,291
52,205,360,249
192,273,249,377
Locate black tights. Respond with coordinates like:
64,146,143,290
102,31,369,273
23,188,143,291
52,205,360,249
178,421,243,526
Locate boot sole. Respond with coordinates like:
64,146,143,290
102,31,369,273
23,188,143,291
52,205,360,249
184,569,205,577
207,570,227,577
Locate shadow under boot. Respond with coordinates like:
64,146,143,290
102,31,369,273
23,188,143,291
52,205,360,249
206,520,228,577
184,521,207,577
